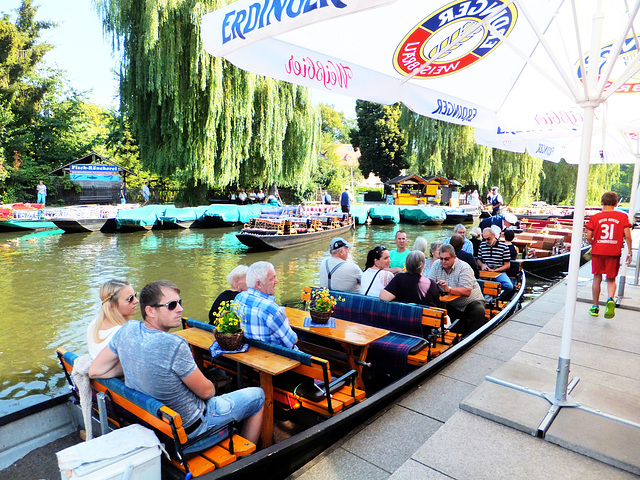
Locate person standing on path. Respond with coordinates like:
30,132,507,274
585,191,633,318
340,185,351,214
142,182,151,205
119,184,126,204
36,180,47,204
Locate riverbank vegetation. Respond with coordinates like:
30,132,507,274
0,0,631,207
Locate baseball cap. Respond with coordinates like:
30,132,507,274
491,186,498,190
330,237,353,251
490,225,502,237
345,185,350,190
504,213,518,224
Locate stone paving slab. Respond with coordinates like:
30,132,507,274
400,411,639,480
459,361,557,436
437,351,506,386
339,404,443,474
397,374,476,423
547,404,640,475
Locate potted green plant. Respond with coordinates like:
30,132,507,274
212,300,245,350
309,288,343,324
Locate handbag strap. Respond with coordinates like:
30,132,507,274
364,269,382,296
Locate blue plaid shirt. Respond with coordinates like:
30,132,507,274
235,288,298,349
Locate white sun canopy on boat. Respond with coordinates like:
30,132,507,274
201,0,640,436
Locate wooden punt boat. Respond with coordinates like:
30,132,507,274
52,218,117,233
236,215,354,250
1,275,526,480
0,218,60,232
399,205,447,225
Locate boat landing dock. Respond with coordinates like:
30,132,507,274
290,236,640,479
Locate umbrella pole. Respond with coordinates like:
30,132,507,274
619,151,640,291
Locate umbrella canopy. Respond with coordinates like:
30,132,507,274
475,126,639,164
202,0,640,130
201,0,640,438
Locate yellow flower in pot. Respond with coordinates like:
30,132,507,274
213,300,245,350
309,288,343,324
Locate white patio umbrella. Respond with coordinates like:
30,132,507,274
201,0,640,434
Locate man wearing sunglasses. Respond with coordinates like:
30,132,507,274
428,244,487,336
90,280,265,449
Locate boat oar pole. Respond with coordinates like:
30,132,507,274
506,180,527,207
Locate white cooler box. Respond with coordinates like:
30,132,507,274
57,424,162,480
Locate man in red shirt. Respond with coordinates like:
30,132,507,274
585,191,633,318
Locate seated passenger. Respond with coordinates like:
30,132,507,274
449,233,480,279
87,279,139,359
443,224,474,254
503,229,521,278
469,226,483,257
319,237,362,293
380,251,441,307
424,241,442,277
235,261,298,349
361,246,394,297
428,244,487,336
477,227,514,300
89,280,265,448
209,265,249,324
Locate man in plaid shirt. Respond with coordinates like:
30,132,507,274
235,261,298,349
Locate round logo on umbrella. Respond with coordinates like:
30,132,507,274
575,35,640,93
394,0,518,79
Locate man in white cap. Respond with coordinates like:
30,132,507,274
479,212,519,233
488,186,503,215
340,185,351,214
319,237,362,293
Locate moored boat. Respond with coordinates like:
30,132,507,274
115,205,168,232
2,274,526,480
236,214,354,250
154,206,207,230
399,205,447,225
0,203,59,232
367,205,400,224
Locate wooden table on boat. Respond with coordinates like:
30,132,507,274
173,328,300,448
438,293,461,305
285,307,389,390
479,271,502,280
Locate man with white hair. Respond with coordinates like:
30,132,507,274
479,212,519,233
319,237,362,293
235,261,298,349
208,265,249,324
443,224,474,254
477,227,514,300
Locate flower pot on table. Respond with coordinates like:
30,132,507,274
309,309,332,325
214,331,244,351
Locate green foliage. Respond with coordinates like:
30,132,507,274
97,0,320,192
353,100,407,181
319,103,352,143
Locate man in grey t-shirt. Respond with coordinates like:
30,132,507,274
90,280,264,450
319,237,362,293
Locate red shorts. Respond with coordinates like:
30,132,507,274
591,255,621,278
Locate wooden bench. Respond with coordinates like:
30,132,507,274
56,348,254,477
181,318,362,418
79,195,113,204
301,288,453,371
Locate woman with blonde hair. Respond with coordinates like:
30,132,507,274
87,279,138,358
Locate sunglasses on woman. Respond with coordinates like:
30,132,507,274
126,292,138,303
151,299,182,310
374,246,387,254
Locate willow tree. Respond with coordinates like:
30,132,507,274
486,149,543,207
96,0,320,195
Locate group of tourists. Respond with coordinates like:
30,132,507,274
80,188,636,458
229,183,281,205
313,223,518,338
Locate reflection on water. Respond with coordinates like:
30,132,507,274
0,221,553,416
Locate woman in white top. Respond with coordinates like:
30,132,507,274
361,246,395,297
86,279,139,359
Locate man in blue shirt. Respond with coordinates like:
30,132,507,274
443,224,474,254
235,261,298,349
478,212,518,233
340,186,351,213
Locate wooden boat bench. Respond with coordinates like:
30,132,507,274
181,318,362,418
301,288,453,373
56,348,255,477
